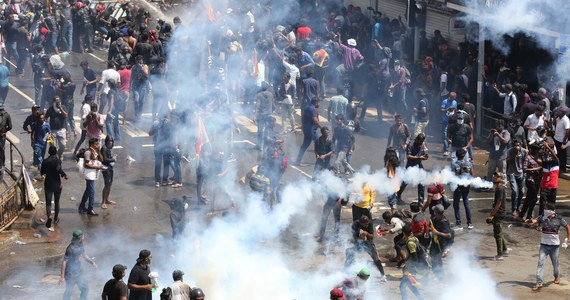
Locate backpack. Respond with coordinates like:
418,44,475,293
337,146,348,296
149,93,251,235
408,236,431,270
160,287,172,300
249,172,270,192
411,212,429,237
75,148,87,162
272,148,288,173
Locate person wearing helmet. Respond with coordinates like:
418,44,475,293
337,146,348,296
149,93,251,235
190,287,205,300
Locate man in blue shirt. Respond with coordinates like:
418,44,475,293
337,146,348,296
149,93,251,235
294,98,321,165
294,47,315,79
0,62,9,107
441,92,457,157
32,113,51,169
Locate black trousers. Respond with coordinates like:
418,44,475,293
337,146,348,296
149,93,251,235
345,240,385,276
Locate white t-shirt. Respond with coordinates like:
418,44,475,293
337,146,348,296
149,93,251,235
440,73,449,97
100,69,121,94
0,42,5,64
524,113,545,141
282,60,300,84
254,60,265,87
80,103,91,129
499,92,517,115
389,217,405,233
554,115,570,142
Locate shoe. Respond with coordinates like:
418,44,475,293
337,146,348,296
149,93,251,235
379,275,387,283
54,217,61,225
78,209,87,214
48,227,55,232
467,223,474,229
494,255,504,261
171,183,183,188
532,283,542,291
554,277,560,284
443,151,450,157
46,218,52,228
155,182,161,188
453,225,464,231
87,210,99,216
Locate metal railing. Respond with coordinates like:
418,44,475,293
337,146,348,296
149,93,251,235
0,137,27,231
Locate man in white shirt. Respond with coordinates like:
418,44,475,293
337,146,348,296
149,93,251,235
493,83,516,115
553,106,570,173
524,107,546,142
96,62,121,114
439,69,449,100
328,88,348,132
169,270,191,300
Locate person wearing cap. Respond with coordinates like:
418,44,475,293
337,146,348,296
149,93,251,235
337,34,364,73
488,172,508,261
413,88,429,136
329,287,344,300
430,204,453,280
335,267,370,300
169,269,191,300
553,105,570,173
532,203,570,291
102,264,128,300
60,229,97,300
128,249,154,299
493,82,517,116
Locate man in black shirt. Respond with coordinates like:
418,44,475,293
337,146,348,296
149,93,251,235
102,264,128,300
45,97,68,160
60,230,98,300
80,60,98,98
0,106,12,176
131,33,155,65
313,126,333,179
430,204,454,280
397,133,429,204
128,249,154,300
15,19,30,76
489,172,508,261
332,115,355,175
344,216,387,281
23,105,40,145
448,113,473,162
40,146,67,229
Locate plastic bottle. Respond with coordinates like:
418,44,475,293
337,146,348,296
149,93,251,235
563,238,568,249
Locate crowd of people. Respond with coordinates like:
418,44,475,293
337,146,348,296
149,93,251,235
1,0,570,299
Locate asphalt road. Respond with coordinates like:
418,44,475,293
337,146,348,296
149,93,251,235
0,49,569,299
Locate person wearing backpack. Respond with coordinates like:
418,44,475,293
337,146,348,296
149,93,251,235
493,83,517,116
78,138,105,216
400,224,426,300
430,204,453,280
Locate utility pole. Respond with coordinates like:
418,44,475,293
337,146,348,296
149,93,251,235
476,24,484,136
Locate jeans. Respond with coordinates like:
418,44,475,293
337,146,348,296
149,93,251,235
450,146,469,163
132,83,150,120
387,193,397,208
256,114,270,149
453,186,472,225
63,273,89,300
539,188,557,217
0,85,8,107
45,187,62,220
345,240,385,276
359,99,382,123
104,112,121,141
60,20,73,51
334,150,355,174
317,196,341,240
414,121,429,137
53,129,67,160
16,48,27,75
74,130,87,154
34,74,42,104
154,149,164,183
508,174,524,212
486,158,506,181
0,135,5,167
280,103,295,132
79,24,94,52
398,176,425,204
493,217,507,256
400,274,424,300
33,144,46,168
442,123,449,153
536,244,560,284
65,103,75,133
295,128,317,164
79,179,96,211
393,88,408,121
5,42,18,68
520,180,540,220
98,93,109,114
554,140,568,173
166,149,182,183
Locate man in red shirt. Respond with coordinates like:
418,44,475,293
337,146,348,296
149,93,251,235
117,63,131,124
539,142,559,217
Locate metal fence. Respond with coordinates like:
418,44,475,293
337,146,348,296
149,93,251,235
0,137,27,231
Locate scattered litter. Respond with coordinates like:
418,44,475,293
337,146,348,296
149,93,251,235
48,227,55,232
133,206,137,212
507,224,513,229
34,188,43,192
33,233,42,238
12,285,23,289
15,240,26,245
39,218,45,223
126,156,136,164
69,197,76,201
9,252,15,255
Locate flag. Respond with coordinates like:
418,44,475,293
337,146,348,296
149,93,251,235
195,115,210,156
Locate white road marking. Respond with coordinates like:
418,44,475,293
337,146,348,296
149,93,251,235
289,165,312,179
88,53,105,62
232,140,256,146
468,195,569,201
9,83,34,104
3,58,16,68
142,144,154,147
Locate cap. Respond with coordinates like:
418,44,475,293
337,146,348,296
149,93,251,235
434,204,445,213
330,288,345,300
347,39,357,46
72,229,84,240
137,249,151,262
415,88,426,96
456,113,464,119
112,264,127,274
357,267,370,277
173,269,184,278
502,83,513,90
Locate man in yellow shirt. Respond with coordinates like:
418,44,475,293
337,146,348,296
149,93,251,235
351,183,376,229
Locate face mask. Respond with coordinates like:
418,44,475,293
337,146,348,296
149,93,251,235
457,119,464,125
394,65,401,72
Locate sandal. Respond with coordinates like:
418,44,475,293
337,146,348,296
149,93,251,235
532,283,542,291
101,203,108,209
108,200,117,205
554,277,560,284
